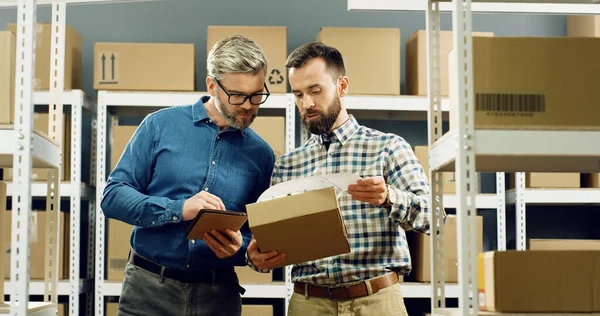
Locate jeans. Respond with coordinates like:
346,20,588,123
117,261,242,316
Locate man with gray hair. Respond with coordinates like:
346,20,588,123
101,34,283,316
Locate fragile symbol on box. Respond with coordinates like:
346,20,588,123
99,52,119,84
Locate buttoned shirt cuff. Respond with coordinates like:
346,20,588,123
245,250,271,273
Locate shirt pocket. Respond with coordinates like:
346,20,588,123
221,165,258,207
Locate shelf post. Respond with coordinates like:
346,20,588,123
426,0,447,312
450,0,479,313
10,0,37,314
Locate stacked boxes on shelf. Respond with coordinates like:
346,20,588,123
405,30,494,97
3,210,71,280
317,27,400,95
0,22,80,285
479,238,600,313
1,23,81,182
568,15,600,188
93,43,195,91
407,215,483,283
448,37,600,131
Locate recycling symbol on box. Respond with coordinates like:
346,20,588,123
268,69,284,85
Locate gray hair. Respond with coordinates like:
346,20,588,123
207,34,268,79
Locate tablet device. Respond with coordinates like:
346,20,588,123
185,209,248,240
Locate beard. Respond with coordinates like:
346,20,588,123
301,95,342,135
214,95,257,130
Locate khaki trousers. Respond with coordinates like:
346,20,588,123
287,283,408,316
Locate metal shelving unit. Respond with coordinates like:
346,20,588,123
2,1,100,314
3,90,97,316
2,1,62,315
507,188,600,205
348,0,600,315
94,90,295,316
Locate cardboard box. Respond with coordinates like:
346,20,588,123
478,250,600,312
251,117,285,159
583,173,600,188
7,23,82,91
107,218,133,281
567,15,600,37
317,27,400,95
207,26,287,93
111,125,139,171
106,302,118,316
0,182,5,302
242,305,273,316
509,172,580,189
3,210,70,280
408,215,482,282
405,30,494,96
57,303,66,316
235,266,272,284
529,239,600,251
413,146,455,194
0,31,16,124
246,187,350,268
107,124,136,281
3,113,71,182
449,37,600,130
94,43,195,91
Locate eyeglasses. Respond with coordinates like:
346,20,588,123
214,77,270,106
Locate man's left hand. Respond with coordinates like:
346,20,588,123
348,176,388,206
203,229,243,259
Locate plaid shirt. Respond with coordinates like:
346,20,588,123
272,115,430,285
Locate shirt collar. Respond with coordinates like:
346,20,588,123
315,115,360,146
192,95,210,122
192,95,247,137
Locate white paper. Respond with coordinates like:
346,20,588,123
257,173,362,202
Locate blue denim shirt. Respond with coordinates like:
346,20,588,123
101,96,275,271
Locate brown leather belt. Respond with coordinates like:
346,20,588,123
294,272,399,301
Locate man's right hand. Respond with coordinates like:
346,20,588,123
247,238,286,271
182,191,226,221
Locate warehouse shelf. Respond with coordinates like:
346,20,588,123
33,90,96,114
346,0,600,315
5,182,95,200
347,0,600,14
443,194,498,209
507,188,600,205
0,129,61,169
99,90,289,116
344,95,450,121
4,279,93,296
0,302,56,316
430,130,600,173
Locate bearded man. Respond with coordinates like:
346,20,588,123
101,34,279,316
248,42,434,316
